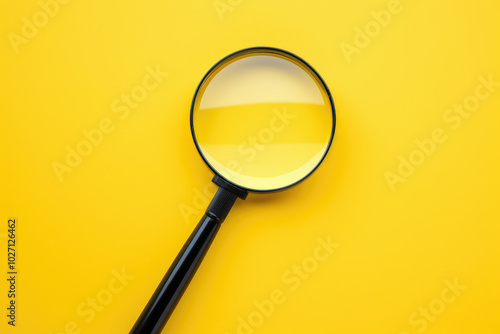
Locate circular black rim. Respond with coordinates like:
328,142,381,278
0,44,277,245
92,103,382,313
190,46,336,193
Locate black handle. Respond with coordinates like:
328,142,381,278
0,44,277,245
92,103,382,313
130,184,246,334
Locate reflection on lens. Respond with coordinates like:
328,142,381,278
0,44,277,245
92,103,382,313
192,49,334,191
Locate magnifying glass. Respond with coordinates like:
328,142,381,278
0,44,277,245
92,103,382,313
130,47,336,333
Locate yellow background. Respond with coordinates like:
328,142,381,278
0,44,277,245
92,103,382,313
1,0,499,333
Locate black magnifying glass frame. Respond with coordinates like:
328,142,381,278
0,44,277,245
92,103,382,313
191,46,336,193
130,47,336,334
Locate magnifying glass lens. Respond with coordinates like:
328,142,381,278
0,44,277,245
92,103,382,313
192,50,334,191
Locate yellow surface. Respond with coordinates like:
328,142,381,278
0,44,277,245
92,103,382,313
1,0,499,333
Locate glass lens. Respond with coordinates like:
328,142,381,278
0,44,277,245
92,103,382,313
192,49,334,191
